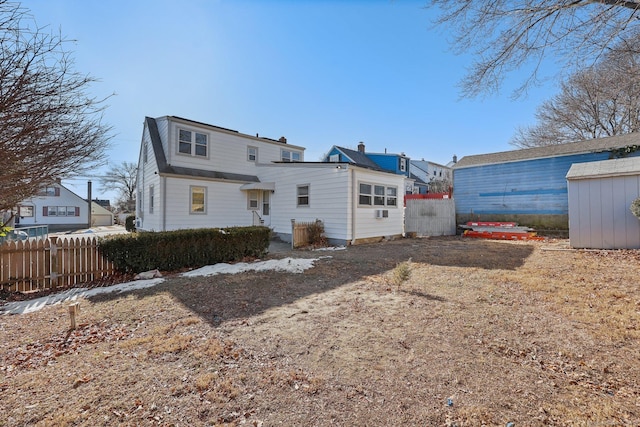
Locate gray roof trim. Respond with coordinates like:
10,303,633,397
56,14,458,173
454,133,640,169
566,156,640,180
146,117,259,184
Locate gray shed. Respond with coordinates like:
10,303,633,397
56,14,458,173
566,157,640,249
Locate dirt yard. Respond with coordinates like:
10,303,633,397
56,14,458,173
1,236,639,426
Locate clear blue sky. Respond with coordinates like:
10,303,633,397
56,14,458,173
24,0,557,202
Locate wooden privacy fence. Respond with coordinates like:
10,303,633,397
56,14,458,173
0,236,116,293
291,219,323,249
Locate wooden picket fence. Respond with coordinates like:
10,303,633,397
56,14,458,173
0,236,116,293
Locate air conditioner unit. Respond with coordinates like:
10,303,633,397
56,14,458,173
375,210,389,218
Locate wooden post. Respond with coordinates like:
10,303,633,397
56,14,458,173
290,219,295,250
68,302,79,330
50,236,59,290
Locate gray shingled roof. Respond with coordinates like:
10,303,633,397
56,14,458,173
454,132,640,169
146,117,259,183
334,146,384,171
566,156,640,180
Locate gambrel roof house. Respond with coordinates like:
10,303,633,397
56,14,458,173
453,132,640,230
137,116,408,245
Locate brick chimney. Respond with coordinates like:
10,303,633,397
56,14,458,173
279,136,287,144
357,142,365,153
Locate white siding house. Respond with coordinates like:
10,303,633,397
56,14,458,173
137,116,406,245
566,157,640,249
15,183,89,232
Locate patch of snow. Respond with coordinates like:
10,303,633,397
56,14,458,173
1,257,326,315
182,256,322,277
1,278,165,315
312,246,346,251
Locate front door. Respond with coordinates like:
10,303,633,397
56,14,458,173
261,191,271,226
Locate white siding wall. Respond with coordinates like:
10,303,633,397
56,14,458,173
137,123,162,231
258,164,405,243
352,169,405,240
161,178,254,231
568,175,640,249
258,164,351,242
18,185,89,229
165,118,304,175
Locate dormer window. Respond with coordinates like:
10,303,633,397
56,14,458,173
178,129,208,157
281,150,301,162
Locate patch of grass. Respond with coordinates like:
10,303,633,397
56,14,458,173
391,258,412,287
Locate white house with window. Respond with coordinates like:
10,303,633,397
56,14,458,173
14,183,90,232
136,116,407,245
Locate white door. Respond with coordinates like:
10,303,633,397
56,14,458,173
261,191,271,226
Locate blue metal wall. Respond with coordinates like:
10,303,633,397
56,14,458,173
453,152,630,216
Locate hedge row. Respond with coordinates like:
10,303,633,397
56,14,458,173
98,226,271,273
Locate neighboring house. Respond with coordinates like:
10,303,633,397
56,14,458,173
91,202,114,227
453,133,640,230
136,116,407,245
566,156,640,249
410,159,452,194
323,143,416,194
15,183,90,232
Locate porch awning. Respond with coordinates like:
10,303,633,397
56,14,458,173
239,182,275,191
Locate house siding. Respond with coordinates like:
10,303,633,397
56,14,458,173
17,184,89,231
453,152,624,230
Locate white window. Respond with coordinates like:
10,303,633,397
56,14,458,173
262,191,270,215
247,147,258,162
329,154,339,162
40,186,59,197
47,206,58,216
44,206,78,217
399,158,407,172
149,185,154,214
247,191,258,210
359,183,372,206
19,206,34,217
282,150,301,162
190,186,206,214
387,187,398,206
359,182,397,207
374,185,386,206
178,129,208,157
297,185,309,207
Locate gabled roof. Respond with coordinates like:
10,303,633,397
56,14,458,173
146,117,259,183
410,172,428,185
331,146,384,171
454,132,640,169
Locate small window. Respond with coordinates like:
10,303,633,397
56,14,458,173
248,147,258,162
66,206,76,216
178,129,208,157
399,158,407,172
387,187,398,206
19,206,34,217
190,186,206,214
247,191,258,210
374,185,385,206
282,150,302,162
329,154,339,162
40,186,59,197
149,185,154,214
179,129,192,154
297,185,309,207
47,206,58,216
359,183,372,206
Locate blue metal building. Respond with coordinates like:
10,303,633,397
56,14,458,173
453,133,640,231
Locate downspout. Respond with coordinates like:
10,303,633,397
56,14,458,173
351,166,357,245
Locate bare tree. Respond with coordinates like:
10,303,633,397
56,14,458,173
0,1,111,216
100,161,137,212
426,1,640,97
511,46,640,147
